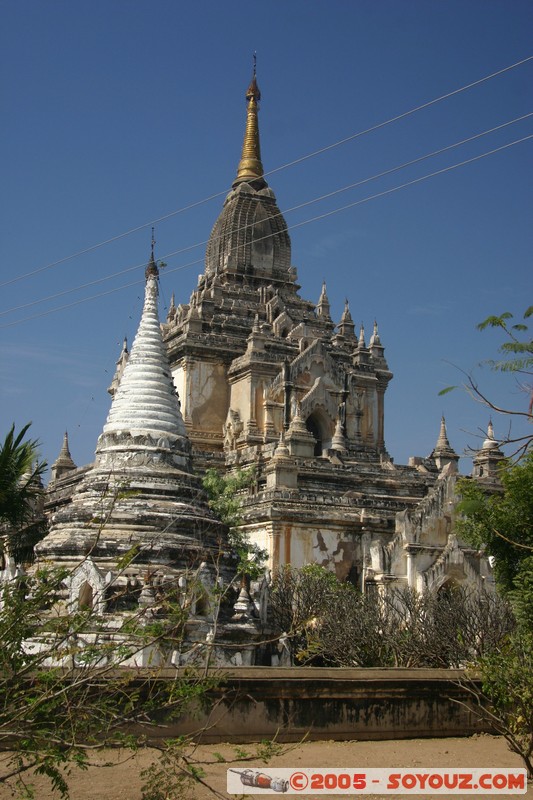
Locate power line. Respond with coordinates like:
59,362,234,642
1,113,531,319
1,54,531,291
266,55,533,177
1,133,530,331
282,134,533,234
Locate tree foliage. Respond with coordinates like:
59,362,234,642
202,467,266,578
0,423,48,563
0,429,275,799
458,629,533,779
440,305,533,458
455,452,533,777
456,452,533,631
269,565,513,668
0,555,218,799
478,306,533,377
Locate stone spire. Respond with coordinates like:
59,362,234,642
316,281,332,321
234,59,265,187
430,416,459,472
50,431,77,483
338,299,356,338
166,292,177,324
369,320,387,364
436,417,450,448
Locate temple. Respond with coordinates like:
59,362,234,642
36,71,500,657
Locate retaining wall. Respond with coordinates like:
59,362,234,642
146,667,486,743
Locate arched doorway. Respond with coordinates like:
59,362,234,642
305,409,332,456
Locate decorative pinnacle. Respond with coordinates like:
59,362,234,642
341,299,353,322
234,61,264,186
316,281,331,319
146,227,159,279
482,419,499,450
436,416,451,448
247,51,261,101
60,431,72,459
369,320,381,346
52,430,76,474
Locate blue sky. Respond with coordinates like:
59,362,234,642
1,0,532,477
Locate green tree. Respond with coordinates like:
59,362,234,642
470,630,533,778
456,452,533,631
456,454,533,778
0,556,217,798
0,423,47,563
202,467,266,578
478,307,533,378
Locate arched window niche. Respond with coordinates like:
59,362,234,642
305,409,333,457
78,581,94,610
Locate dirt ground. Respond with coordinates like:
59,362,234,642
0,735,530,800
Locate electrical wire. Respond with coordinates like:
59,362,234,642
1,54,531,291
1,113,531,319
266,55,533,177
1,132,531,330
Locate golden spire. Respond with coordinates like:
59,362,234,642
234,56,265,186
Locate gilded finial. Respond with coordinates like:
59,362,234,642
234,60,265,187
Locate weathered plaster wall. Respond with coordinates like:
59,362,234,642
229,374,254,429
246,522,364,578
172,361,229,434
